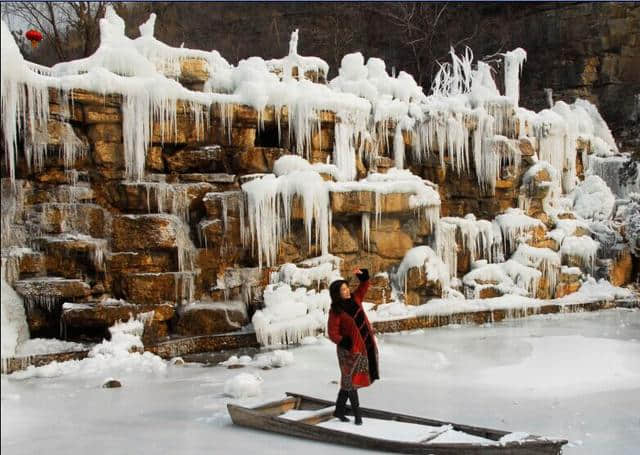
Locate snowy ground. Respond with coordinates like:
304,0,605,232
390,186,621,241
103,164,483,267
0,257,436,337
2,308,639,454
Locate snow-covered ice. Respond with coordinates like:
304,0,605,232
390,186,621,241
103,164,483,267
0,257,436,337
2,309,639,454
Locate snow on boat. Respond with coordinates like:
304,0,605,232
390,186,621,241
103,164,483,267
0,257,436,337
227,392,567,454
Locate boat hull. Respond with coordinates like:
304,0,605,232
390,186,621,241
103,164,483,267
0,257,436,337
227,393,567,454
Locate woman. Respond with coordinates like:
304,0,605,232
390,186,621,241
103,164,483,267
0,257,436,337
327,268,379,425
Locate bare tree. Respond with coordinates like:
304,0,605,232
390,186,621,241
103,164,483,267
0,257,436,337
312,4,362,75
1,2,107,63
373,3,452,86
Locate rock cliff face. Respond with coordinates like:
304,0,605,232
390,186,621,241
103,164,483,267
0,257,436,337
504,3,639,151
1,8,637,349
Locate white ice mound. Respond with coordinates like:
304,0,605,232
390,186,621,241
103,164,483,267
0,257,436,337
11,318,166,380
224,372,263,398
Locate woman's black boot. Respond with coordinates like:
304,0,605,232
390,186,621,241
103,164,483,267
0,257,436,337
348,390,362,425
333,389,350,422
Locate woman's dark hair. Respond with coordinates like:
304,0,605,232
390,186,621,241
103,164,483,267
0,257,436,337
329,279,348,313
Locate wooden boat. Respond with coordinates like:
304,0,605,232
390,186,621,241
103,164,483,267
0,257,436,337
227,392,567,454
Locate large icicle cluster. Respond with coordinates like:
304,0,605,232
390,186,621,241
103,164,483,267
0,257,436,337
494,209,544,255
252,282,331,346
242,164,330,268
242,157,442,268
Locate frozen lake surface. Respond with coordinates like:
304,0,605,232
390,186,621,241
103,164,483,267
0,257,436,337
2,308,639,454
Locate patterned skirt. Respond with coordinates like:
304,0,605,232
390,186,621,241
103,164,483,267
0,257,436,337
337,346,370,390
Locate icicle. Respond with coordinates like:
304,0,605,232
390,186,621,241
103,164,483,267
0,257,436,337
511,244,560,297
1,20,51,183
494,209,544,256
334,122,357,181
503,48,527,107
361,213,371,251
436,221,458,277
393,125,405,169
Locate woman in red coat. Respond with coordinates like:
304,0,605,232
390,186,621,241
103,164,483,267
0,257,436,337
327,268,379,425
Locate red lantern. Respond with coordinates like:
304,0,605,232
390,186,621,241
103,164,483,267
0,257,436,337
25,29,43,48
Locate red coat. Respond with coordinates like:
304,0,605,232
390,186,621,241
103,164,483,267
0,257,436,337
327,280,378,388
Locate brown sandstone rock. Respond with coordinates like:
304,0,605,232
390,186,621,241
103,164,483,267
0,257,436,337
365,273,393,306
179,58,210,84
123,272,194,305
19,252,45,277
609,249,633,286
330,223,359,254
176,301,247,336
518,137,537,157
478,286,504,299
87,123,123,143
67,89,121,107
112,214,191,252
49,102,83,122
330,191,414,215
555,268,582,298
37,203,106,238
369,218,413,259
403,267,443,302
83,105,122,124
92,142,124,167
62,301,175,329
14,278,91,304
108,252,176,275
146,146,164,172
203,191,244,219
311,128,334,151
166,145,224,173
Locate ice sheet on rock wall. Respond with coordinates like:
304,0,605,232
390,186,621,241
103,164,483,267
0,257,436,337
333,122,358,181
436,221,458,277
1,264,30,360
1,180,27,250
620,193,640,255
587,155,640,199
